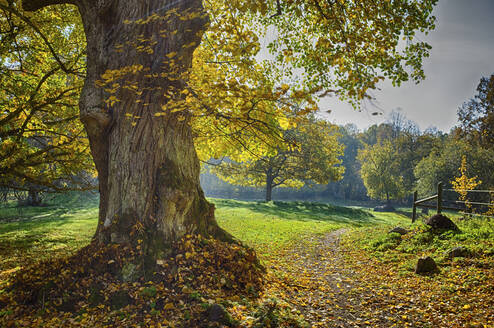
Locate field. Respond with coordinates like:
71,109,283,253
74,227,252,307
0,194,493,327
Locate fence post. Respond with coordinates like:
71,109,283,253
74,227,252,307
437,182,443,214
412,191,418,222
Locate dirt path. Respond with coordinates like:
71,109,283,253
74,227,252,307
267,229,398,327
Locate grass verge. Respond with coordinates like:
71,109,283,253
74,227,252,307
342,213,494,327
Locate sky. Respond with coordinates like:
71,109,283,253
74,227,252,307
320,0,494,133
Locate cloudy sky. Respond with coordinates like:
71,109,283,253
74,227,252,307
320,0,494,132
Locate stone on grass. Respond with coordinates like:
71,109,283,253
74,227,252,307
389,227,408,235
415,256,439,274
425,214,459,231
445,246,470,259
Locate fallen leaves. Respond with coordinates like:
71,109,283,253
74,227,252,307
0,234,265,327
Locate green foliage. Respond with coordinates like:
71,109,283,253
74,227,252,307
457,74,494,149
414,137,494,196
357,140,405,203
257,0,438,105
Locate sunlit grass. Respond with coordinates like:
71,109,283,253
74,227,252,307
213,198,410,263
0,194,414,276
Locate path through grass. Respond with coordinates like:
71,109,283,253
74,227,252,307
214,199,407,264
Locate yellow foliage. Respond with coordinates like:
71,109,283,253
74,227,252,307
451,156,481,213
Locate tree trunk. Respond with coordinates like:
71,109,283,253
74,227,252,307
23,0,230,275
27,188,42,206
265,169,273,202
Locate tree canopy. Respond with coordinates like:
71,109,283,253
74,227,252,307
0,3,94,191
357,140,405,204
0,0,441,282
456,74,494,149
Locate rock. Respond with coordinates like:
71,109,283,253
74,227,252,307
374,204,396,212
110,290,133,310
389,227,408,235
415,256,439,274
121,263,139,282
445,246,470,259
425,214,459,231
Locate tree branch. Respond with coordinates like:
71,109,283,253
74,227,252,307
270,0,282,19
22,0,73,11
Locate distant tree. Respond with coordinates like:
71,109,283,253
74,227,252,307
357,140,405,205
359,123,394,146
457,74,494,149
387,109,420,139
414,137,494,197
213,119,344,201
323,124,367,201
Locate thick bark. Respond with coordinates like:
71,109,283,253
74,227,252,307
23,0,230,274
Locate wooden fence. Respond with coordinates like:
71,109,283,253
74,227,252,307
412,182,494,222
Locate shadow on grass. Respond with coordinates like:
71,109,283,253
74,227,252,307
212,198,377,227
0,193,99,261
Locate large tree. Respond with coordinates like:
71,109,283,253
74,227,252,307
212,118,344,201
16,0,437,276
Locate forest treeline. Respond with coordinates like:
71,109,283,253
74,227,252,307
202,74,494,205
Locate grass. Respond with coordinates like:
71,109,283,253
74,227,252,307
1,194,492,326
0,195,413,272
213,199,410,263
0,193,98,280
350,211,494,268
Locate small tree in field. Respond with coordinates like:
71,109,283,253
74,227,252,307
212,118,344,201
357,140,405,206
451,155,481,213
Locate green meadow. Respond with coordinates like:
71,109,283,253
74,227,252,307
0,195,411,274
